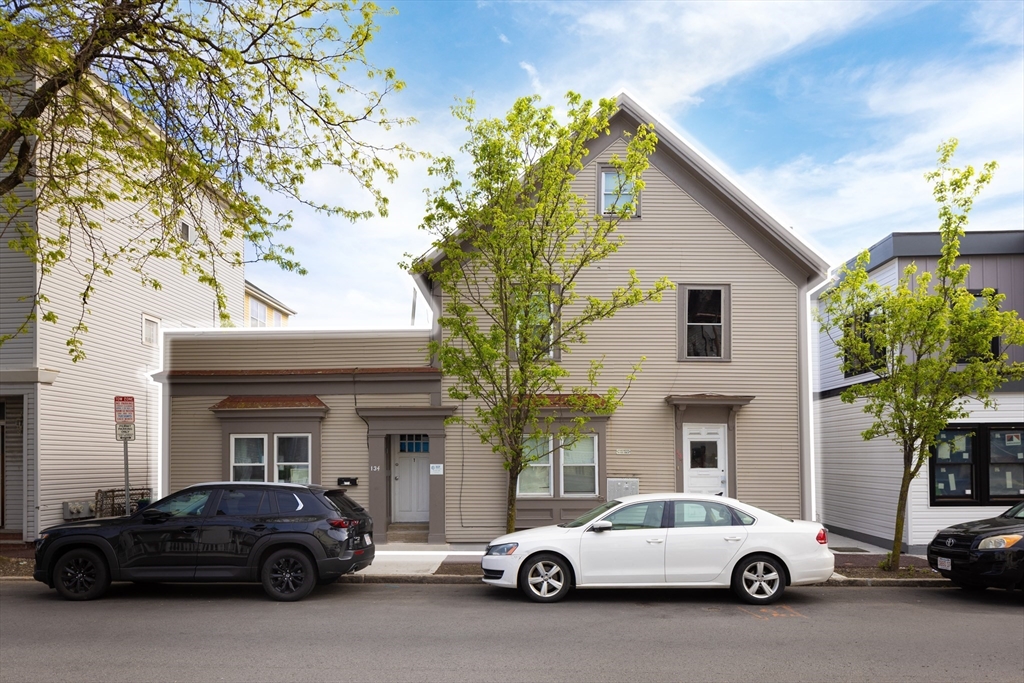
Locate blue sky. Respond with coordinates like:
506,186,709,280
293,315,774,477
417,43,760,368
245,0,1024,330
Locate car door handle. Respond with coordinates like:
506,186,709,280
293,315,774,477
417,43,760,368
181,526,198,533
724,536,742,542
646,539,664,544
252,524,266,532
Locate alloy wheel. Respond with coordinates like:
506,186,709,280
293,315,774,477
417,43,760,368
741,560,780,598
269,556,307,594
527,560,564,598
60,556,98,594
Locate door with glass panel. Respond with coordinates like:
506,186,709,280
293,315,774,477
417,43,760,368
393,434,430,523
683,425,727,496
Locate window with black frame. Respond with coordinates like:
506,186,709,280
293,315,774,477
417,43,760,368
930,425,1024,505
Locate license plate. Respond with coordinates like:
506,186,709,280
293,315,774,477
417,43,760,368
364,534,373,546
937,556,951,570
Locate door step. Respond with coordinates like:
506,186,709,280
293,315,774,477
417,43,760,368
386,523,429,543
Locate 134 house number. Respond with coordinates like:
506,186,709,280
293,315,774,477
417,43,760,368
370,466,381,472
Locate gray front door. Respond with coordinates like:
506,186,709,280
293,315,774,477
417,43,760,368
393,451,430,523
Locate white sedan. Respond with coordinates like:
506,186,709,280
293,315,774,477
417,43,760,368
482,493,834,604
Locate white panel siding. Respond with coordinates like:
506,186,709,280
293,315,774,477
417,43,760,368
169,396,225,492
442,138,808,541
165,330,431,372
909,392,1024,546
815,395,909,544
815,259,899,394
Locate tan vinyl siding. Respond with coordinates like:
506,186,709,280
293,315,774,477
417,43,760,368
319,395,371,509
166,331,430,372
353,393,433,408
169,396,225,491
2,397,25,533
442,139,808,540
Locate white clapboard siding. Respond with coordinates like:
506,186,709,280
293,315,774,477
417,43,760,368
2,397,25,533
442,138,808,541
165,330,431,371
33,181,244,534
908,392,1024,546
816,259,899,394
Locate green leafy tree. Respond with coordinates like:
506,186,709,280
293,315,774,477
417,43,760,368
1,0,411,360
817,140,1024,571
406,92,673,534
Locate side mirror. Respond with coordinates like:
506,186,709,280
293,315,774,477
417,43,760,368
590,520,613,532
142,507,169,523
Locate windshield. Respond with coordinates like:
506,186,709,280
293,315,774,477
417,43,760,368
561,500,623,528
1001,502,1024,519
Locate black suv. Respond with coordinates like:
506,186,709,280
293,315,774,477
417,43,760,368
34,483,373,601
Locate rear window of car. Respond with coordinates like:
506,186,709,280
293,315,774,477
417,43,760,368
323,490,365,515
275,490,321,514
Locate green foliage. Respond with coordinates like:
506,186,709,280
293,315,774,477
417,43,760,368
1,1,412,360
817,139,1024,570
406,92,673,533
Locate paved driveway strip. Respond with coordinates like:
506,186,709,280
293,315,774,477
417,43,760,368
2,582,1021,683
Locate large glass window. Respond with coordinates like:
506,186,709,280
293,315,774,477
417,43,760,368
561,436,597,495
275,434,311,484
250,299,268,327
678,286,730,361
231,435,267,482
518,436,552,496
930,425,1024,505
672,501,736,527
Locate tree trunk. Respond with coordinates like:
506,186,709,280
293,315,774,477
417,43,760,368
885,446,916,571
505,469,518,535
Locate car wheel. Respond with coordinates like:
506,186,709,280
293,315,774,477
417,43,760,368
261,548,317,602
53,548,110,601
732,554,786,605
518,553,571,603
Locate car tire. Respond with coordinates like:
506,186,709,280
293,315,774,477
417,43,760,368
518,553,571,603
53,548,110,601
261,548,317,602
731,554,786,605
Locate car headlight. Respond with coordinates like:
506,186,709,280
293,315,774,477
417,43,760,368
485,543,518,556
978,534,1022,550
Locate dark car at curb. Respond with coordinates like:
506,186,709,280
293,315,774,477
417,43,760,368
928,502,1024,591
34,482,374,601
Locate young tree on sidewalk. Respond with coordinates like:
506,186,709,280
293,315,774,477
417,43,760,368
407,92,672,534
817,139,1024,571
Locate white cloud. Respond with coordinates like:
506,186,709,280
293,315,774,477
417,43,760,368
968,1,1024,46
519,61,543,93
738,57,1024,264
498,32,510,45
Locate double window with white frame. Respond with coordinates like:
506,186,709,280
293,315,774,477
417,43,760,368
231,433,311,484
518,434,598,497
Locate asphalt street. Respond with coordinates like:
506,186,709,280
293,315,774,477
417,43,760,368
1,581,1021,683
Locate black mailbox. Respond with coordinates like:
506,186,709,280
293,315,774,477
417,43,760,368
337,477,358,487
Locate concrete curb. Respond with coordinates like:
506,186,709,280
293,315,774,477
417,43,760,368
337,574,482,585
821,576,952,588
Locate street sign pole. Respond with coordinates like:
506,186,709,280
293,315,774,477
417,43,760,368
114,396,136,515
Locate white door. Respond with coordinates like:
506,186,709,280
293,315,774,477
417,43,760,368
393,454,430,523
578,501,667,584
683,425,727,496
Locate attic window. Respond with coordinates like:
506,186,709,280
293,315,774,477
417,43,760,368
180,222,192,242
600,170,638,215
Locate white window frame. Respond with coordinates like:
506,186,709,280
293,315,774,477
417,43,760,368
180,221,192,242
559,434,599,497
230,434,268,482
517,435,554,497
273,310,283,327
250,298,267,327
142,314,161,347
274,433,312,484
600,169,638,216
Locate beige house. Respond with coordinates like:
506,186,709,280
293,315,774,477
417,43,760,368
158,94,828,544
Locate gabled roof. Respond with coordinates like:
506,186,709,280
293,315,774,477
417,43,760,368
413,92,830,310
245,280,297,315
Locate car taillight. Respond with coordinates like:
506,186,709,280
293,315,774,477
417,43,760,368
816,528,828,545
328,518,356,529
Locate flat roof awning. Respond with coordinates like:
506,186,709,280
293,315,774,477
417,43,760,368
665,394,754,408
210,395,329,418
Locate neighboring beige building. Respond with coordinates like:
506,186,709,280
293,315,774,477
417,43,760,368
244,280,295,327
158,94,829,544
